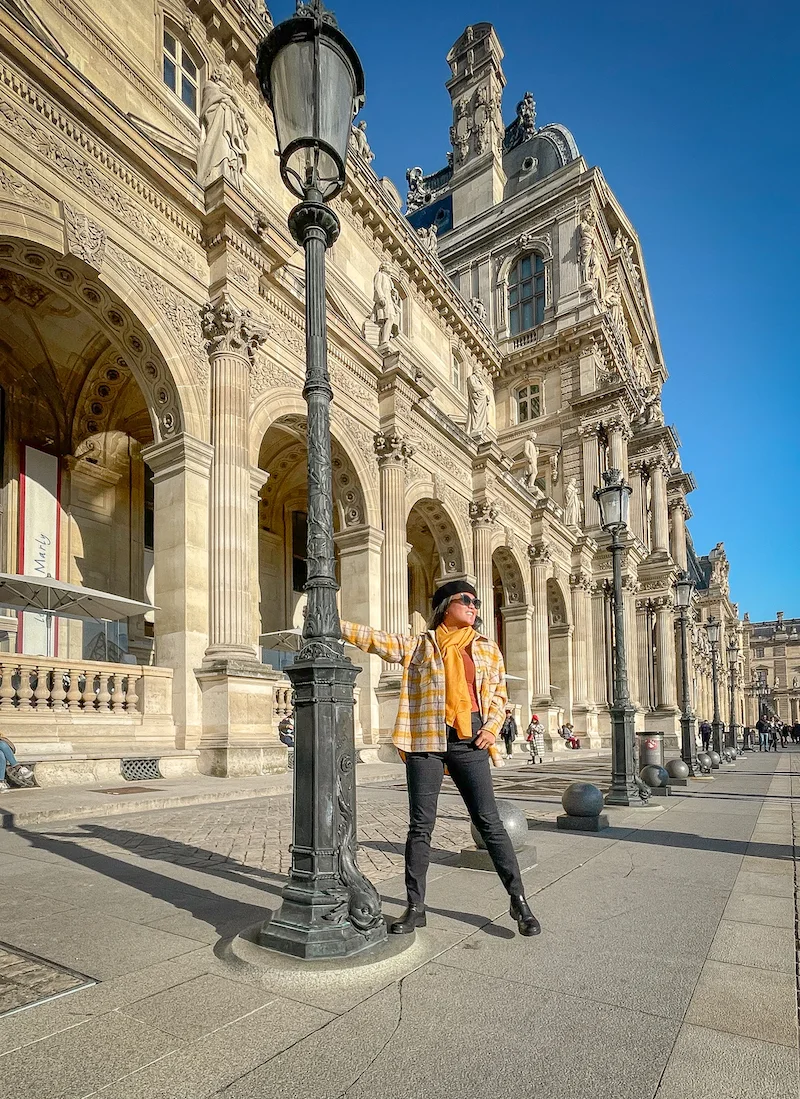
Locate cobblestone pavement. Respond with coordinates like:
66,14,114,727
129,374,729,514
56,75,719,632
27,760,611,885
0,945,92,1015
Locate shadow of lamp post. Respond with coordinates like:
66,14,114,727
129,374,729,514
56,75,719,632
254,0,386,959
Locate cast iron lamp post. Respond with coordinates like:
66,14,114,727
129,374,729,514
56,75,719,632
726,638,739,752
704,615,723,757
673,571,696,776
255,1,386,959
594,469,641,806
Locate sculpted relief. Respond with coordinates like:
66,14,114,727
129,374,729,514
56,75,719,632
197,68,249,187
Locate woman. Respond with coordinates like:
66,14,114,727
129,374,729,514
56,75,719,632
341,580,540,937
0,734,33,791
526,713,545,764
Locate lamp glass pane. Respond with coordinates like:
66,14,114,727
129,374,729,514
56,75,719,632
271,40,315,155
318,39,356,164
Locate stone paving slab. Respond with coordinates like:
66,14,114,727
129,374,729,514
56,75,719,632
0,945,92,1016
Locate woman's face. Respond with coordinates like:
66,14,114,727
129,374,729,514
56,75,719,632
443,593,479,629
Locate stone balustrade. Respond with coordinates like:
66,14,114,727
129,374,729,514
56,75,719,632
0,656,168,716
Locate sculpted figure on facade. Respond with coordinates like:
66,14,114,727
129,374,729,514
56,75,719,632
469,296,487,322
466,367,490,438
519,432,538,488
372,263,400,347
578,206,597,286
349,120,374,164
416,223,438,255
405,167,428,213
197,68,249,186
516,91,537,139
564,477,584,528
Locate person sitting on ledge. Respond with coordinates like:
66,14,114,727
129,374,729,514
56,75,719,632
341,579,541,937
0,734,34,791
559,723,581,749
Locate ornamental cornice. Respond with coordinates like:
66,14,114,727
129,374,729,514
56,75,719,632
0,68,203,272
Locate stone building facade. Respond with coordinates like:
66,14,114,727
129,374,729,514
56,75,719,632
0,5,745,784
743,612,800,725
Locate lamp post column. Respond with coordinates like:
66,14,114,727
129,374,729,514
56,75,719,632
606,525,639,805
728,666,738,751
677,605,696,775
710,641,723,756
259,198,385,959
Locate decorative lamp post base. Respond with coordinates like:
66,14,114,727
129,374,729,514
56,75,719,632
259,656,387,961
604,702,648,807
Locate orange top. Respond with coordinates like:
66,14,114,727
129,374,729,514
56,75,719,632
461,647,480,713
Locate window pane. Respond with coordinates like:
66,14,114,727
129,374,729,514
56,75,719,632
510,307,519,336
519,386,528,399
534,273,545,294
535,296,544,325
164,30,176,57
181,78,197,113
182,55,197,80
509,286,519,306
530,395,541,417
534,254,544,273
531,385,539,395
518,400,528,422
521,257,531,278
163,56,176,91
522,301,533,330
508,265,519,288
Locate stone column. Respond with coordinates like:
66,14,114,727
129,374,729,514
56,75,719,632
570,568,598,745
251,467,270,654
528,542,552,702
141,433,213,752
470,501,498,640
669,500,689,571
591,580,610,712
580,426,600,528
201,297,266,664
608,421,629,478
335,524,384,746
628,461,646,544
636,599,654,713
500,604,533,716
655,595,678,711
623,575,641,709
649,459,669,554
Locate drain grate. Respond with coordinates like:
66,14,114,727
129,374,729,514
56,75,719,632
120,757,162,782
0,943,95,1017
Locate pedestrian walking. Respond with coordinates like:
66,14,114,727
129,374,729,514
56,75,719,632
769,723,779,751
779,723,788,748
699,720,712,752
525,713,545,764
500,708,518,757
756,717,769,751
341,580,541,937
792,722,800,745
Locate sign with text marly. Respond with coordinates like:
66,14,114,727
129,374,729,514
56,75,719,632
20,446,61,656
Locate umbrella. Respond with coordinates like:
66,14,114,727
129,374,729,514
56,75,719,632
0,573,155,658
259,628,356,653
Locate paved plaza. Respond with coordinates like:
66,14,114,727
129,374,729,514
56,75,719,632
0,751,797,1099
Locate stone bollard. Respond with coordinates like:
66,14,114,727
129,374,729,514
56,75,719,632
557,782,609,832
665,758,690,787
459,799,538,871
640,763,671,797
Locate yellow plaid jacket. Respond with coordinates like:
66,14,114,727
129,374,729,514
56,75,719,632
341,620,508,754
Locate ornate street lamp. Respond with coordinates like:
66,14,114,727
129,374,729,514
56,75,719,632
673,571,696,776
255,2,385,959
594,468,641,806
726,638,739,751
704,615,723,757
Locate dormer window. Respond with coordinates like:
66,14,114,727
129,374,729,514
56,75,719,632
163,25,200,114
509,253,545,336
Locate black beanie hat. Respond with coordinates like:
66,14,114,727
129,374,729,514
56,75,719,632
431,579,478,612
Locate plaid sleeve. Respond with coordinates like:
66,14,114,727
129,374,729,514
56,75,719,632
482,646,508,739
340,620,415,665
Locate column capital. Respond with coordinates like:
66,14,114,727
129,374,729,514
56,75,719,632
201,295,268,363
569,568,593,593
645,455,669,476
668,497,691,518
528,540,552,566
373,429,414,469
469,500,498,526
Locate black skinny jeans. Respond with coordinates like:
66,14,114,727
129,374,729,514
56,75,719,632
403,714,523,906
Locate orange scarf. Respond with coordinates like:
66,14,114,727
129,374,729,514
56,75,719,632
436,624,478,739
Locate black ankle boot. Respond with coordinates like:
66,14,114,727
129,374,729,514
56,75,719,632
389,904,426,934
509,894,541,936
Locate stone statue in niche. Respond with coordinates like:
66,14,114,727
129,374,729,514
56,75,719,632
349,120,374,164
519,432,538,488
416,224,438,255
466,367,490,438
372,263,400,347
469,297,487,322
197,68,249,187
638,382,665,427
578,206,597,286
564,477,584,528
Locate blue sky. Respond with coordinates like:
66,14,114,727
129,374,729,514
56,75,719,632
272,1,799,620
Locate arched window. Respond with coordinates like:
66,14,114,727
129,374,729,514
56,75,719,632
162,22,201,114
516,383,541,423
508,253,545,336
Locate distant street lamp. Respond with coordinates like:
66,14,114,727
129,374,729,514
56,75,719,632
726,638,740,751
594,468,641,806
673,571,696,776
704,615,723,756
256,1,386,959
